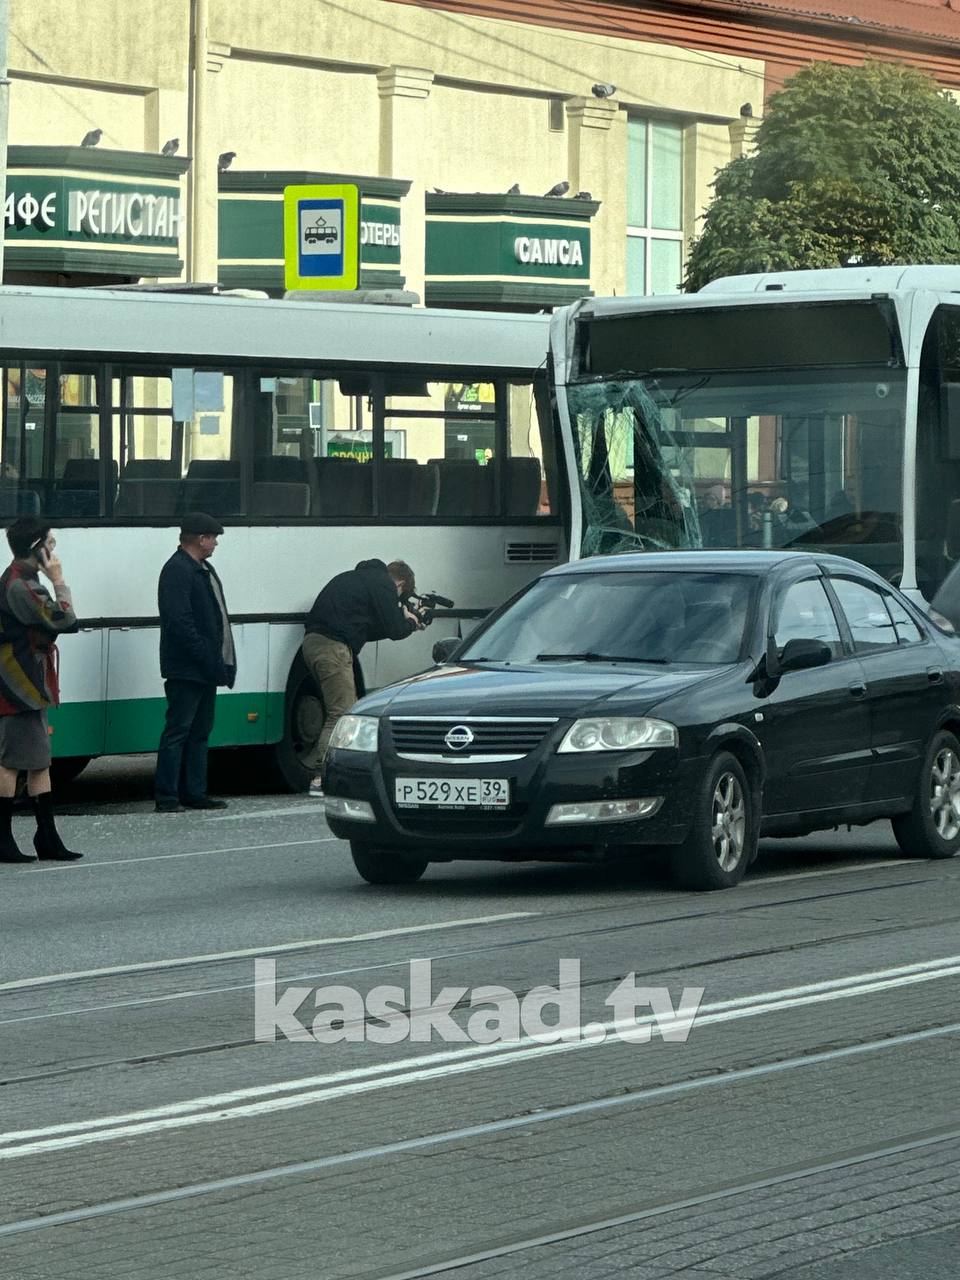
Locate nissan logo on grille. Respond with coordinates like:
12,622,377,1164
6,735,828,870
444,724,475,751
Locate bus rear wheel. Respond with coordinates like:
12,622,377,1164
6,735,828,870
268,652,324,792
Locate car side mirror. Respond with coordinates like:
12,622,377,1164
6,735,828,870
432,636,461,664
778,637,832,674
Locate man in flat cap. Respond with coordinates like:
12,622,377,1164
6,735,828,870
154,512,236,813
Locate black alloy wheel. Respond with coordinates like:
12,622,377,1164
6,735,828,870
673,751,755,891
892,729,960,860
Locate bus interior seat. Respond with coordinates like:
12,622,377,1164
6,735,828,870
121,460,180,480
251,481,311,517
503,457,541,517
381,459,439,519
430,458,494,518
180,459,241,516
114,460,182,518
52,490,100,517
52,458,118,517
59,458,113,489
313,457,372,517
254,456,308,484
0,483,40,517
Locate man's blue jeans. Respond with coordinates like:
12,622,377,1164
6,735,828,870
154,679,217,803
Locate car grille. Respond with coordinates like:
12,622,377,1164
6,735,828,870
395,810,524,838
388,717,557,760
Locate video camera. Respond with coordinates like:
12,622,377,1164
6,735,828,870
405,591,455,627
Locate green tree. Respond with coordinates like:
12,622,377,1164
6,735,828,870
685,61,960,291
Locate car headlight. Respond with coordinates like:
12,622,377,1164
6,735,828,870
557,716,677,753
327,715,380,752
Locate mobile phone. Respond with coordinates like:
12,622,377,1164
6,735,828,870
31,539,48,567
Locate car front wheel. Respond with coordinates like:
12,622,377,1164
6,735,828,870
673,751,755,891
892,730,960,860
351,841,428,885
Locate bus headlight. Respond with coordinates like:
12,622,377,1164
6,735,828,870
328,715,380,753
558,717,677,753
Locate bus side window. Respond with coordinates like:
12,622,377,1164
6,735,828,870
111,366,237,520
251,371,375,520
0,363,105,519
1,365,43,517
507,380,554,517
384,380,496,520
112,370,179,519
249,373,319,519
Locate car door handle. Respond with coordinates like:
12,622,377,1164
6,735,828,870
928,668,944,685
848,682,867,698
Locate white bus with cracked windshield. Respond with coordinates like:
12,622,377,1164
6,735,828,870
0,286,563,788
550,264,960,607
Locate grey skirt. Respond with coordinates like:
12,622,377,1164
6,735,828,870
0,709,52,771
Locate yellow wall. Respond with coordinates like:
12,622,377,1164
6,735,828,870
7,0,764,295
214,59,382,175
428,84,568,196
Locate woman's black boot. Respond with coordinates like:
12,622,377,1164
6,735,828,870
0,795,35,863
31,792,82,861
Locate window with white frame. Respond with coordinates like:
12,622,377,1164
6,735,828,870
626,118,684,296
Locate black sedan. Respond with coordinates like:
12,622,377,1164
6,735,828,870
323,551,960,891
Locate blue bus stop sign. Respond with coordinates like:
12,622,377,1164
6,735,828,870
283,183,360,291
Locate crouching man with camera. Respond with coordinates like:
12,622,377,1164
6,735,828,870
301,559,423,797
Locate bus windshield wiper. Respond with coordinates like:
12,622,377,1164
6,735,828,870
534,652,668,664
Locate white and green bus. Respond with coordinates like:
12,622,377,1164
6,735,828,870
1,286,564,788
551,264,960,604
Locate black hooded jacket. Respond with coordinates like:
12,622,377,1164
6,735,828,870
304,559,416,655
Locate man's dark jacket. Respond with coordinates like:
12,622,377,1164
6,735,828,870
304,559,415,655
158,548,236,687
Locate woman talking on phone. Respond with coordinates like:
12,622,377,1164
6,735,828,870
0,517,81,863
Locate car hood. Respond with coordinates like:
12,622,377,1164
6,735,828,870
356,662,724,719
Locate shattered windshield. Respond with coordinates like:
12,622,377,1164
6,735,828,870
567,365,907,579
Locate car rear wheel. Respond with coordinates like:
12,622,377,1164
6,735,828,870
891,730,960,860
351,841,428,885
673,751,755,891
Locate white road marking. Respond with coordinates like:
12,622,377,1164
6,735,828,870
3,953,959,1159
0,912,538,994
1,1054,958,1240
212,805,322,822
756,858,914,885
12,837,336,873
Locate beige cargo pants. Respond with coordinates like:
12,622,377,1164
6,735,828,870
301,633,357,771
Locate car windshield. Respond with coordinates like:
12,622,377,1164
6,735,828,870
460,571,756,665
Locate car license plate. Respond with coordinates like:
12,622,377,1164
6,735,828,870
394,777,510,809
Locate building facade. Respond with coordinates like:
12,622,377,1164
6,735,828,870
6,0,960,305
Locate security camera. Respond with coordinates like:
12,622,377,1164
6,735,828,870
875,383,890,399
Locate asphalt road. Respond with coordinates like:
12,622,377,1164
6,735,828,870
1,754,959,1279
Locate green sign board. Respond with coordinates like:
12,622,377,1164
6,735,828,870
219,170,409,291
4,145,188,276
425,192,598,306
